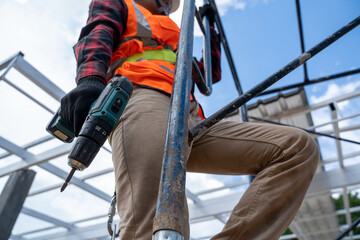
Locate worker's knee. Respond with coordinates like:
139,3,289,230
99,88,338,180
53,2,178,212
293,128,318,170
273,127,319,173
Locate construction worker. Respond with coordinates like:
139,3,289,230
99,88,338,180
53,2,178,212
60,0,320,239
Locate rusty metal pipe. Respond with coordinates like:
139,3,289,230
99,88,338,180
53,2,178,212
152,0,195,237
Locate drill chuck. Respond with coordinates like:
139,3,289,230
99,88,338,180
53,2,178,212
68,116,112,170
68,136,100,170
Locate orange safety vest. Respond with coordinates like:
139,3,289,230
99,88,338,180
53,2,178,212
107,0,179,95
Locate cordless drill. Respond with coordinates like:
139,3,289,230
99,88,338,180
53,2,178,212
46,76,133,192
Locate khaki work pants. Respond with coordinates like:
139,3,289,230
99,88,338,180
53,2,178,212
109,87,319,240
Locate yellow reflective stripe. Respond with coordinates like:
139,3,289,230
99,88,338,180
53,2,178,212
125,49,176,65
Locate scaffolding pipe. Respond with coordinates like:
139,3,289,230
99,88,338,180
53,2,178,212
192,6,212,96
248,116,360,146
202,0,213,95
259,68,360,96
295,0,309,82
208,0,249,122
335,216,360,240
152,0,195,238
192,58,211,95
0,52,21,80
190,15,360,140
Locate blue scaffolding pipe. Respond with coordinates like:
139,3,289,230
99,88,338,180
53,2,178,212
152,0,195,238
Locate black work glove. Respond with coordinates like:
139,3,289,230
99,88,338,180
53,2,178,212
60,76,106,137
199,4,216,26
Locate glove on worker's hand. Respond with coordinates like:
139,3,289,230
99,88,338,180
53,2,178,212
199,4,216,26
60,76,106,137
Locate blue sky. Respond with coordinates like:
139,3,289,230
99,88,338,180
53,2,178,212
0,0,360,238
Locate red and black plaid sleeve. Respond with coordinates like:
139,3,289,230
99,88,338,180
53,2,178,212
196,26,222,84
73,0,127,84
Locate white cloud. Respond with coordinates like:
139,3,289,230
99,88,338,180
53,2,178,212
170,0,248,37
216,0,247,15
310,80,360,106
169,0,270,38
235,2,247,10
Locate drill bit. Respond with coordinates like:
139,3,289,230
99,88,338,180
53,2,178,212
60,167,76,192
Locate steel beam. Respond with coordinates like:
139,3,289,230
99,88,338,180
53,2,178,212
0,136,111,201
322,124,360,135
0,52,23,72
0,135,53,160
330,103,345,168
22,207,74,230
260,68,360,96
342,187,354,240
308,113,360,131
308,163,360,194
195,179,248,196
28,167,114,196
0,52,22,80
290,221,309,240
267,89,360,120
0,137,71,177
0,169,36,240
9,235,26,240
30,222,109,240
248,116,360,146
14,55,66,101
188,191,243,221
15,213,109,237
1,76,54,114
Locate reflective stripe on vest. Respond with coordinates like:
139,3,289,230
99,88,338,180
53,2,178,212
126,49,176,65
107,49,176,79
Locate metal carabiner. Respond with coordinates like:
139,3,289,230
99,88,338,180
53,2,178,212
108,192,120,238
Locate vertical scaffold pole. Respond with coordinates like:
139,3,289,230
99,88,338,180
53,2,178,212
152,0,195,239
202,0,213,95
209,0,249,122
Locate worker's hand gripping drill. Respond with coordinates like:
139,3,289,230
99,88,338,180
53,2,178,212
46,76,133,192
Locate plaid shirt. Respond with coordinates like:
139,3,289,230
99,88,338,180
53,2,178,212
74,0,221,85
